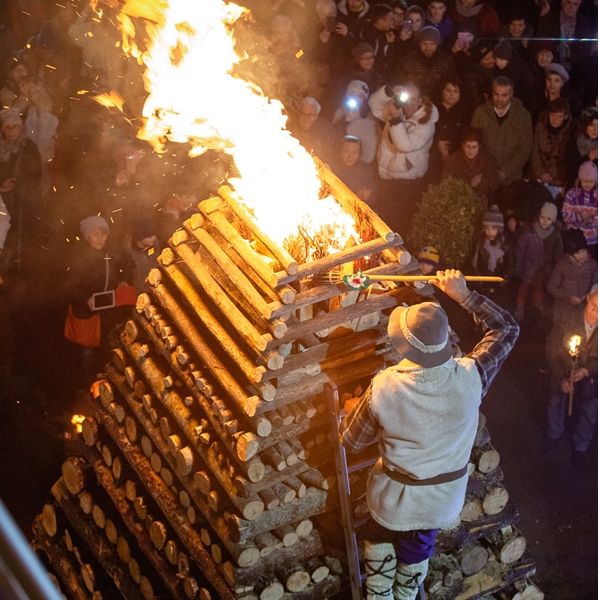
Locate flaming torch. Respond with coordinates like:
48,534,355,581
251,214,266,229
567,335,582,416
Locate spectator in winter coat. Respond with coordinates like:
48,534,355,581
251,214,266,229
547,228,597,322
562,161,598,256
424,0,454,42
288,97,338,163
392,5,424,60
441,127,502,205
545,286,597,466
333,80,378,164
491,39,531,104
368,83,438,233
529,98,576,188
338,42,385,103
331,135,377,202
393,26,457,98
359,4,397,75
514,201,564,321
574,107,598,165
447,0,501,37
123,218,162,294
337,0,371,35
500,13,535,63
470,76,533,184
429,76,472,181
536,0,595,66
527,62,581,125
459,39,496,111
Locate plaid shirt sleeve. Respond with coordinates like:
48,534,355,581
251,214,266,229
339,384,379,454
461,290,520,397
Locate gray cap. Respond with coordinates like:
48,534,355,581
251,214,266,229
545,62,569,82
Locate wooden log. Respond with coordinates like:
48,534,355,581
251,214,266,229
62,457,88,496
460,495,484,522
278,235,405,286
92,408,253,590
255,575,285,600
258,488,280,510
254,532,282,557
139,281,263,419
51,479,146,600
482,485,510,516
472,443,501,474
273,524,298,548
279,565,310,593
42,503,57,537
272,482,296,504
285,476,306,499
297,468,332,491
224,486,327,544
163,244,272,354
513,582,544,600
306,557,329,583
199,204,279,288
459,542,489,576
159,253,269,386
218,530,325,588
269,285,413,346
292,519,313,538
32,515,93,600
275,441,298,467
314,156,396,242
262,446,286,472
219,185,298,275
287,438,306,461
82,417,98,447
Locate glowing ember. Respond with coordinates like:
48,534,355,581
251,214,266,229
120,0,360,259
71,414,86,434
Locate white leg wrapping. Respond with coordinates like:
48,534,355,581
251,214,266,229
364,540,397,600
392,558,429,600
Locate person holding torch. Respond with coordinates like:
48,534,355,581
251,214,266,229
340,270,519,599
545,285,598,466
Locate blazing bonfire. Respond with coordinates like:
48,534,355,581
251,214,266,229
31,2,538,600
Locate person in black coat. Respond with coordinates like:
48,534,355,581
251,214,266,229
429,76,472,182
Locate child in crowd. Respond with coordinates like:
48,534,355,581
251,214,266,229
417,246,439,275
547,228,597,322
471,205,508,302
562,161,598,259
514,202,564,322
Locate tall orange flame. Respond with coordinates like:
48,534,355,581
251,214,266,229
120,0,359,256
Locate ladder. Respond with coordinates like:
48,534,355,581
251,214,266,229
326,382,426,600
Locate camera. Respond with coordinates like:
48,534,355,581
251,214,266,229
393,91,409,109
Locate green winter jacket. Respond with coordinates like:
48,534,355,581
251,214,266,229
470,97,533,184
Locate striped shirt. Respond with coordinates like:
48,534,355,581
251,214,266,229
340,291,520,453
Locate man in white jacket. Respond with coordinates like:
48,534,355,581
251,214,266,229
341,270,519,599
368,83,438,235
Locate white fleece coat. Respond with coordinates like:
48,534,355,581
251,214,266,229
367,357,482,531
369,86,439,180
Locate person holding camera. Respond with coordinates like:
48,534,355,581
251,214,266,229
368,82,438,234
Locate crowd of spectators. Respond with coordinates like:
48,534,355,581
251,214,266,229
0,0,596,441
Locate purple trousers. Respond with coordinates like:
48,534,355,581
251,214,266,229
362,518,438,564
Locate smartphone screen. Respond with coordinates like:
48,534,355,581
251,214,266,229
402,19,413,34
92,291,115,310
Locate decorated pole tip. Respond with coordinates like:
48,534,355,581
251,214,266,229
342,270,371,290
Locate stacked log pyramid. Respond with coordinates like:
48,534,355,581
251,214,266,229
32,162,541,600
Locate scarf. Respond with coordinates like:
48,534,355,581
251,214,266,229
534,221,554,240
483,238,504,273
455,0,483,18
